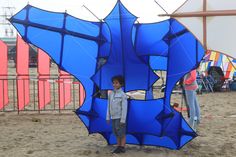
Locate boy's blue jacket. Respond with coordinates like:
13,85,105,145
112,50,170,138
106,88,128,123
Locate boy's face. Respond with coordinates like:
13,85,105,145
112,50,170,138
112,79,122,90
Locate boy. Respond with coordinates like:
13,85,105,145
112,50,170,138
106,75,128,154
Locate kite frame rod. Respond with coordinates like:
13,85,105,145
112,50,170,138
159,10,236,17
82,5,103,22
9,18,105,42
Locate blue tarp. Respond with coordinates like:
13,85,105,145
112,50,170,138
10,1,205,149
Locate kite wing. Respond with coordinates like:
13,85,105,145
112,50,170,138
130,18,205,149
134,19,205,105
10,5,111,117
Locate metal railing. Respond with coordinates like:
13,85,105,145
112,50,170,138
0,75,83,114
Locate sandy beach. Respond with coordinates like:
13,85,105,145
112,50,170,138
0,91,235,157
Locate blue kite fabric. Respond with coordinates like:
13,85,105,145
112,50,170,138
10,1,205,150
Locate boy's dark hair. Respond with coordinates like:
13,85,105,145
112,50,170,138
112,75,124,86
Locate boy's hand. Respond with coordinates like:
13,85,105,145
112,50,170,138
120,122,125,127
106,120,110,124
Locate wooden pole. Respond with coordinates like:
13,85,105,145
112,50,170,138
159,10,236,17
203,0,207,50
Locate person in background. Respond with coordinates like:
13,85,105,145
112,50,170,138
106,75,128,154
183,70,201,131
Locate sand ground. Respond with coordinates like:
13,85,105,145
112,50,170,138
0,92,236,157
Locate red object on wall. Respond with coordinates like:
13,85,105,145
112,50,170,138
72,81,85,106
79,83,85,106
38,49,51,110
0,40,9,110
16,35,30,110
58,70,71,109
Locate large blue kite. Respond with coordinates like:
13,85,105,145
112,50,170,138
10,0,205,149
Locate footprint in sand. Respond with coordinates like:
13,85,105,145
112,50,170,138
26,150,34,154
78,150,92,155
31,118,41,123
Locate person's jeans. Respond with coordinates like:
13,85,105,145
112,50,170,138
185,90,201,130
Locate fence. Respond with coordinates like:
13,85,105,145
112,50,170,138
0,74,84,114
